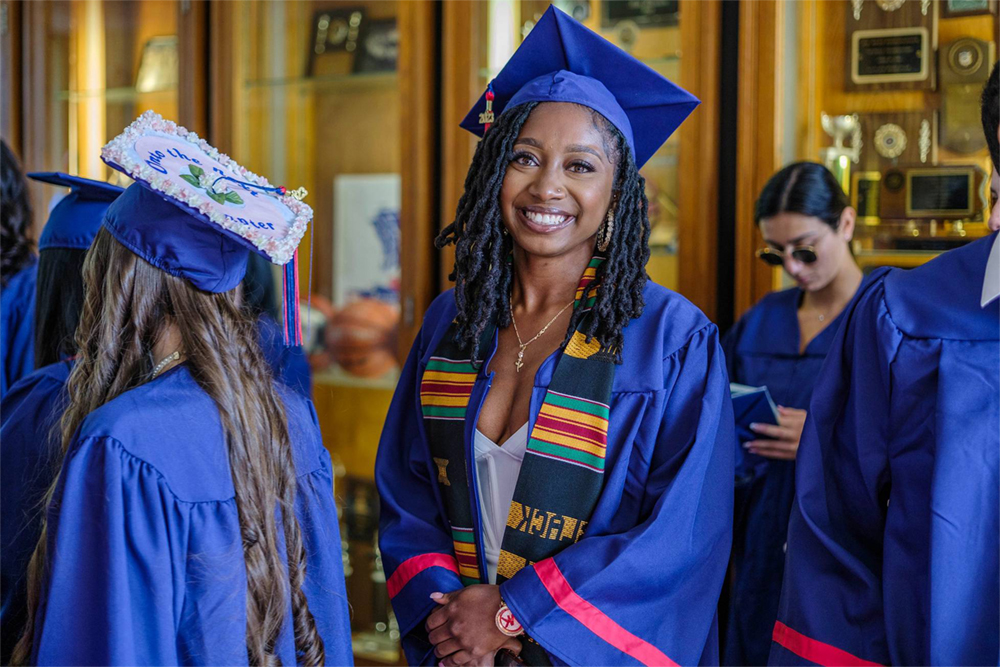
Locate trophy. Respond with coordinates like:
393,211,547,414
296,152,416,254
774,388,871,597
820,113,862,194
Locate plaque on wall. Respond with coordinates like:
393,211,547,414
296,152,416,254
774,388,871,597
307,8,365,77
859,111,938,170
940,0,997,18
602,0,678,28
879,165,987,220
846,0,937,91
852,171,883,225
939,37,997,153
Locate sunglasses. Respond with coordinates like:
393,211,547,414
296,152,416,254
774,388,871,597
756,245,818,266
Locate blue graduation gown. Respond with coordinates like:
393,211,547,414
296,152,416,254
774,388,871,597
770,233,1000,666
722,287,854,666
0,258,37,400
376,282,735,666
24,364,353,666
258,313,313,398
0,359,73,666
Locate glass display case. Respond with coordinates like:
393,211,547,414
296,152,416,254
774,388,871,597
19,0,184,223
220,2,425,662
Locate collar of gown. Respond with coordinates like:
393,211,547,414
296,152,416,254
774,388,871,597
982,233,1000,308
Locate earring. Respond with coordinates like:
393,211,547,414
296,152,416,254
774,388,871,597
501,226,509,236
597,208,614,252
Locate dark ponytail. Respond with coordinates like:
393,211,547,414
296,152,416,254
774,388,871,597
754,161,849,229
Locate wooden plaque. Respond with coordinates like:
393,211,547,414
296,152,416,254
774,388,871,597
845,0,937,91
852,171,883,225
879,165,987,220
858,111,938,171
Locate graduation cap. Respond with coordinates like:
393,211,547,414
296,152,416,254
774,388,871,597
27,172,124,251
459,5,699,169
100,111,310,344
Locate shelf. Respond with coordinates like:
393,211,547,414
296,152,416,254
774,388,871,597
313,365,400,391
57,86,178,103
243,71,398,92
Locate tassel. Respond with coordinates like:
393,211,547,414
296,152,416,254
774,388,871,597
282,250,302,346
479,82,496,133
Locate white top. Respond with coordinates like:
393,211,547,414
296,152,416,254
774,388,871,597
981,234,1000,308
474,423,529,584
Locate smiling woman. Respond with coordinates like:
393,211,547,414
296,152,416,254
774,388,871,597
376,6,737,667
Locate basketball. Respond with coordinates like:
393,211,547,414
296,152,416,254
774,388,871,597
326,298,399,378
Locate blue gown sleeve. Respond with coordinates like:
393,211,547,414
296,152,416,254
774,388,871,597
30,436,183,666
721,315,760,485
0,372,65,665
0,263,37,401
294,401,354,666
769,275,900,666
376,332,464,666
500,324,736,666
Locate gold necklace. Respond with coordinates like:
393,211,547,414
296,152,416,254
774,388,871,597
151,350,181,379
509,300,574,372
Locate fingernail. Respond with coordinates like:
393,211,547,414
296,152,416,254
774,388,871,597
742,443,751,448
749,423,759,429
430,592,443,600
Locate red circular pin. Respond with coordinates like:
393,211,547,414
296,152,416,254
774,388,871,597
496,603,524,637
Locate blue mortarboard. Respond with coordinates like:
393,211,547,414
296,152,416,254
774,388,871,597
100,111,311,343
27,172,124,251
459,5,699,168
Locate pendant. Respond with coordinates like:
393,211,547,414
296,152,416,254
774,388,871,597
515,345,525,372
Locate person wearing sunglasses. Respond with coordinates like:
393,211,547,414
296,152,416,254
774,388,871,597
721,161,864,667
769,63,1000,667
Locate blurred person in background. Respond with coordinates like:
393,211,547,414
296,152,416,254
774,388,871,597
0,173,123,666
722,161,864,666
769,61,1000,666
1,140,37,399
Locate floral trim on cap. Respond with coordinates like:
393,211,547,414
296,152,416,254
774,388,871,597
100,110,312,266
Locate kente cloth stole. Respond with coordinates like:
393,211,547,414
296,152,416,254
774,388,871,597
420,256,616,664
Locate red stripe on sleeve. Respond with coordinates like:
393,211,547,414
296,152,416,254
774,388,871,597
772,621,883,667
386,553,460,599
533,559,678,667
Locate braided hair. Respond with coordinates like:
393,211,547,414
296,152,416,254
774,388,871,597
436,102,651,364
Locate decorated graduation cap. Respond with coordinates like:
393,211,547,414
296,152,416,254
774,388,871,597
27,172,124,251
460,5,699,169
100,111,309,344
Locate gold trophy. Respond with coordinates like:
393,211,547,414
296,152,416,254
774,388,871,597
820,113,862,194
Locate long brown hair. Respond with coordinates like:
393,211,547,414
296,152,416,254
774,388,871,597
13,227,324,665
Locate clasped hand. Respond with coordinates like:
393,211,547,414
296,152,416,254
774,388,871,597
426,585,522,666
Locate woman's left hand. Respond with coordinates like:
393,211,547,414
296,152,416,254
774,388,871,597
426,585,523,666
745,406,807,460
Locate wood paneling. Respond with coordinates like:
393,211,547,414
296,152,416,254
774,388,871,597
797,0,997,165
678,0,722,321
439,0,482,292
398,0,439,357
2,0,23,155
178,0,208,137
734,0,784,319
208,1,237,154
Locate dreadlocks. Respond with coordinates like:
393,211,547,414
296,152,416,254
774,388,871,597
436,102,651,364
